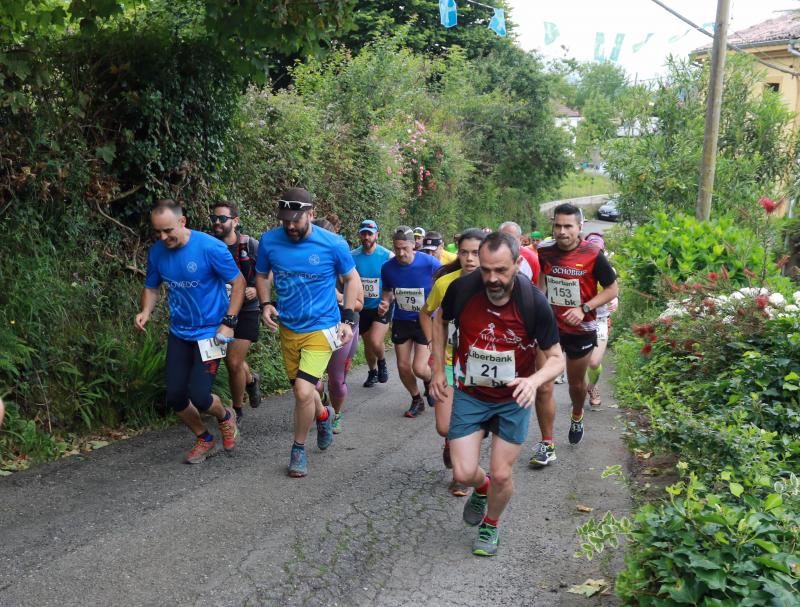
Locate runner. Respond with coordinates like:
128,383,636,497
135,199,243,464
419,228,485,497
210,201,261,423
312,218,365,434
379,225,440,417
351,219,393,388
429,232,563,556
421,231,457,264
529,231,544,249
255,188,361,478
413,226,426,251
583,232,617,411
498,221,540,284
531,204,618,467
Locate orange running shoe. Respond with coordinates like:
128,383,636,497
218,407,239,451
185,436,218,464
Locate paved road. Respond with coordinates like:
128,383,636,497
0,354,631,607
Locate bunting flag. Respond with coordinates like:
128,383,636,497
668,29,690,43
609,33,625,62
594,32,606,62
439,0,457,29
702,21,716,33
632,33,654,53
544,22,560,45
489,8,507,37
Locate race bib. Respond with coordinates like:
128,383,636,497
322,324,344,351
547,275,581,308
395,287,425,312
362,277,380,299
597,317,609,341
198,338,227,362
465,347,516,387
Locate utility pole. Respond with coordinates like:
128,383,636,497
696,0,731,220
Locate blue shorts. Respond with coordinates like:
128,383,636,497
448,388,533,445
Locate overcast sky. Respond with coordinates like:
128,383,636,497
504,0,797,81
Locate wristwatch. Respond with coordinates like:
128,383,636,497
221,314,238,328
581,303,592,314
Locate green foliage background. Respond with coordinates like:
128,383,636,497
0,2,571,463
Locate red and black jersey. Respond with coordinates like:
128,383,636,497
441,273,559,403
537,239,616,335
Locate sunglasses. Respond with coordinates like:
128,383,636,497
210,214,235,223
278,199,313,211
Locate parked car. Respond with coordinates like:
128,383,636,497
596,197,620,222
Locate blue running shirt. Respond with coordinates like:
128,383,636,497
256,225,355,332
145,230,241,341
381,253,440,321
351,245,392,310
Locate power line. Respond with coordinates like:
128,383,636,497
649,0,800,77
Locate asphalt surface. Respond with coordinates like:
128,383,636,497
0,347,631,607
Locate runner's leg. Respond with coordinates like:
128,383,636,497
486,435,523,520
567,352,592,418
225,339,252,411
395,340,420,397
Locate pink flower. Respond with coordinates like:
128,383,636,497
641,343,652,356
756,294,769,309
707,272,718,281
759,196,782,214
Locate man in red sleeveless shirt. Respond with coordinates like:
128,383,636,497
532,204,618,466
430,232,564,556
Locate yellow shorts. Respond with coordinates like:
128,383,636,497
279,325,335,384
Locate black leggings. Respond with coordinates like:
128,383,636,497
166,333,219,412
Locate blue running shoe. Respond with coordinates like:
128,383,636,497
317,405,335,450
288,445,307,477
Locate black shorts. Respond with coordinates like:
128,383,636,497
391,319,428,345
234,310,260,343
165,333,219,412
560,332,597,359
359,306,392,336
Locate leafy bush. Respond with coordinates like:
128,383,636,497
612,212,778,300
591,284,800,604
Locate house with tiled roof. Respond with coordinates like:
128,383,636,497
692,10,800,128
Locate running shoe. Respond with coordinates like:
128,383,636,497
588,384,602,410
246,372,261,408
554,371,567,385
403,397,425,418
317,404,335,450
568,417,585,445
472,523,500,557
288,444,308,477
331,413,342,434
423,382,435,407
442,440,452,469
185,436,218,464
363,369,378,387
320,390,330,407
529,441,557,467
219,407,239,451
463,490,488,526
448,479,469,497
377,359,389,383
233,406,244,424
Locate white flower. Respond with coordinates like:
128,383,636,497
716,295,729,303
730,291,745,300
793,291,800,305
769,293,786,307
722,316,734,324
739,287,758,296
784,304,799,314
759,287,770,296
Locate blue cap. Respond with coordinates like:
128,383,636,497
359,219,379,234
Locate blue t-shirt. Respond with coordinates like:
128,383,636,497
256,225,355,333
351,245,392,310
145,230,241,341
381,253,441,321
